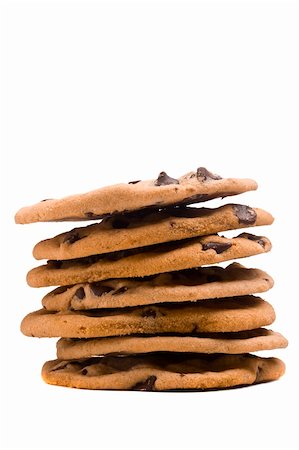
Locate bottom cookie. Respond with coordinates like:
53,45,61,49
42,353,285,391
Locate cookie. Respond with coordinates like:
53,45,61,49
42,263,274,311
56,329,288,359
27,232,271,288
32,204,273,261
41,353,285,390
21,296,275,338
15,168,257,224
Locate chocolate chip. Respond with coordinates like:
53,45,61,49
63,232,82,244
233,205,257,225
238,232,265,247
112,286,128,295
132,375,157,391
202,242,232,254
155,171,179,186
75,287,85,300
128,180,141,184
112,217,130,229
81,368,88,375
90,283,113,297
196,167,222,181
141,308,157,318
40,198,53,202
52,286,69,295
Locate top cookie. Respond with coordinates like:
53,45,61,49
15,168,257,224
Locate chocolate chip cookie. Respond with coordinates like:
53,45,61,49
15,167,286,392
27,233,271,288
33,204,273,260
21,296,275,338
56,328,288,359
15,168,257,224
42,263,274,311
42,353,285,391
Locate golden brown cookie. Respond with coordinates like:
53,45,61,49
56,329,288,359
27,232,271,288
42,263,274,311
42,353,285,390
21,296,275,338
15,168,257,224
32,204,273,260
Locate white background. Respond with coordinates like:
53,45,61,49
1,1,298,449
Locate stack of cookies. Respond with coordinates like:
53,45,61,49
16,167,287,391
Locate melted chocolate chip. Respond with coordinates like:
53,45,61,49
155,171,179,186
128,180,141,184
90,283,113,297
141,308,157,318
233,205,257,225
196,167,222,181
75,287,85,300
238,233,265,247
112,217,130,229
202,242,232,254
52,286,69,295
63,232,82,244
112,286,128,296
132,375,157,391
81,368,88,375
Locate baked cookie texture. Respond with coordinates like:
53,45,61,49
56,329,288,359
15,168,257,224
42,354,285,391
41,263,274,311
21,296,275,338
27,233,271,288
15,167,287,391
32,204,273,260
